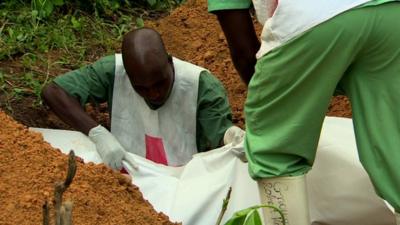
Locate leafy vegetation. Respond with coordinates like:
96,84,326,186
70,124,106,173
216,188,285,225
224,205,286,225
0,0,182,110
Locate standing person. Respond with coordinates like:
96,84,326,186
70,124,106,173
209,0,400,224
42,28,243,170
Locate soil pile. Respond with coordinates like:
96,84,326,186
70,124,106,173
0,110,178,225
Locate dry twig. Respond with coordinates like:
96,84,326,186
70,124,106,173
61,201,73,225
42,200,49,225
54,151,77,225
215,187,232,225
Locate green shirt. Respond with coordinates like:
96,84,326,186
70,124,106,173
208,0,251,12
54,55,233,152
207,0,396,12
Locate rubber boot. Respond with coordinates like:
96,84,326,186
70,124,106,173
257,175,310,225
396,212,400,225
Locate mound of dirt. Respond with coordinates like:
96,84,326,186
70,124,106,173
0,110,178,225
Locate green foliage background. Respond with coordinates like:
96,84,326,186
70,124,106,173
28,0,185,18
0,0,183,60
0,0,183,108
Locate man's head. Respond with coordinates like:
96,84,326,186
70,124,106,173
122,28,174,108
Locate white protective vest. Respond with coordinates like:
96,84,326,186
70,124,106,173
111,54,202,166
252,0,372,58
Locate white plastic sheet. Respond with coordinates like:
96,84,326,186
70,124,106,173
307,117,395,225
31,127,103,164
31,117,396,225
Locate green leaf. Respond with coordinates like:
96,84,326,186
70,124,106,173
41,1,54,17
135,17,144,28
32,0,54,18
31,10,38,18
12,88,24,95
0,72,5,86
147,0,157,6
7,28,14,38
243,210,262,225
17,34,25,41
111,1,120,10
52,0,64,6
71,16,81,30
224,208,254,225
224,205,286,225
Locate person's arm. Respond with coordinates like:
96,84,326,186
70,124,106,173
42,83,97,135
41,55,115,134
214,9,260,84
196,71,233,152
42,55,125,169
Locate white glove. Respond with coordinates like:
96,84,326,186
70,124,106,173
223,126,245,145
224,126,247,162
88,125,125,170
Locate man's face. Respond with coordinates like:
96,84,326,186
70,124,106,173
126,56,174,107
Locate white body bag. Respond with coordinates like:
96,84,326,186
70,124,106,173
32,117,396,225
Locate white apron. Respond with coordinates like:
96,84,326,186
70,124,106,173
111,54,202,166
252,0,372,58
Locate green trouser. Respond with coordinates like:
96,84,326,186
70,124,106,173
245,2,400,212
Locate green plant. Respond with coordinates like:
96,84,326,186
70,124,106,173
0,71,13,112
0,0,184,112
135,17,145,28
31,0,65,19
216,188,286,225
0,71,5,88
145,0,181,10
224,205,286,225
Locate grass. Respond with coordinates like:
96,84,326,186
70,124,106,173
0,1,168,112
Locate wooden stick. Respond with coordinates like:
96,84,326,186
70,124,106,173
42,200,49,225
215,187,232,225
55,151,77,225
60,205,65,225
61,201,73,225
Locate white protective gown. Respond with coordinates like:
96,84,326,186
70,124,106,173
252,0,372,58
111,54,203,166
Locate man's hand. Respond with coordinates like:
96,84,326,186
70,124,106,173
88,125,125,170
